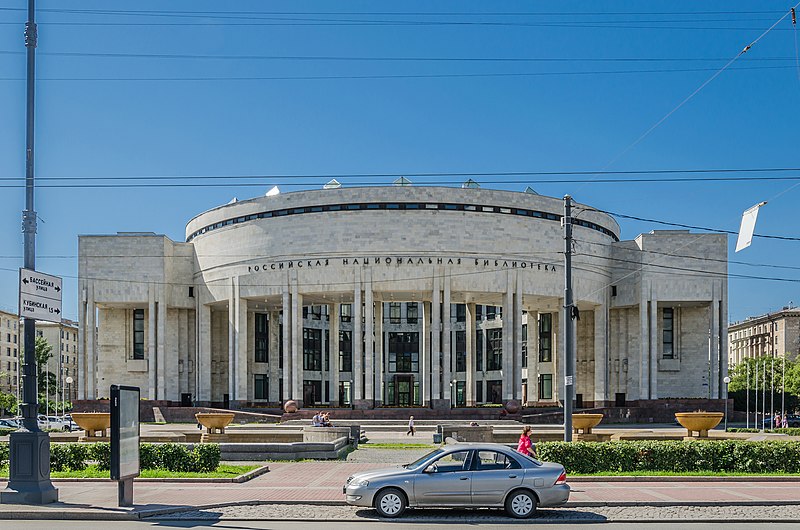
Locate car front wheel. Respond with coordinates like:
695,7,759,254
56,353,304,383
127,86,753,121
374,488,407,518
505,489,536,519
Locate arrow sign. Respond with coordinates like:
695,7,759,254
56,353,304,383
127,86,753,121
19,268,63,323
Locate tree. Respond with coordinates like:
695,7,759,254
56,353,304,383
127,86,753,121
21,336,60,398
728,356,800,413
0,391,16,415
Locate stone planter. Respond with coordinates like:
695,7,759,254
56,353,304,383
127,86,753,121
675,412,723,438
572,413,604,441
196,412,235,443
72,412,111,441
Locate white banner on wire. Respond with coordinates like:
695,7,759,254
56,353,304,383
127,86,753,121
735,202,766,252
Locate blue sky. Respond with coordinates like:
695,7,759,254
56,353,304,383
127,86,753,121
0,0,798,322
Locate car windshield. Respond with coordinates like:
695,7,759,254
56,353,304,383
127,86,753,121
404,449,444,469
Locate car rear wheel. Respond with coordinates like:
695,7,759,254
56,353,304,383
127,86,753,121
505,489,536,519
374,488,407,518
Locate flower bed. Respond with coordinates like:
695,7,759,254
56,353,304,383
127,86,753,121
537,440,800,474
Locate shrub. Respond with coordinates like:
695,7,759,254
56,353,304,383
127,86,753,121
0,428,15,437
50,443,88,471
139,443,158,470
0,442,8,467
88,442,111,470
157,443,193,472
537,440,800,474
728,428,800,436
192,443,221,473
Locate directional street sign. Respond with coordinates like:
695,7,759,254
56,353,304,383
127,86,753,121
19,268,62,323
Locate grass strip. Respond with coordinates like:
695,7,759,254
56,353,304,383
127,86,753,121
359,443,437,449
0,464,259,479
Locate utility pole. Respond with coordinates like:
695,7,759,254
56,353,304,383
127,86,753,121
1,0,58,505
563,195,575,442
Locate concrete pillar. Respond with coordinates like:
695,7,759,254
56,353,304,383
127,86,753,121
442,272,452,401
718,280,728,399
228,279,236,402
291,277,303,403
156,284,167,400
147,284,156,400
236,281,248,403
431,277,441,401
282,286,291,401
502,273,514,401
514,272,523,400
353,277,363,401
527,311,539,406
77,285,86,399
268,311,280,403
649,295,658,400
86,284,96,400
374,301,383,405
178,309,189,398
466,303,476,406
330,303,340,406
197,302,211,403
711,284,721,398
422,301,431,406
364,275,374,402
594,304,608,406
639,283,649,401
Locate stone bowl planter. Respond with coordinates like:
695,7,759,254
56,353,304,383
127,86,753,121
195,412,235,435
675,412,724,438
72,412,111,439
572,413,604,435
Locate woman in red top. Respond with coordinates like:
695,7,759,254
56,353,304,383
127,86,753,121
517,426,536,458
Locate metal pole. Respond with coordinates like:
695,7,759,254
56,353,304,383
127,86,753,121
754,360,758,430
782,356,785,421
563,195,574,442
762,357,766,430
771,353,774,429
746,362,750,429
1,0,58,504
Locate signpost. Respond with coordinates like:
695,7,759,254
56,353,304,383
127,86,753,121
18,268,62,323
111,385,140,507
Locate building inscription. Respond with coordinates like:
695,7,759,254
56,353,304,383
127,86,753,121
247,257,558,273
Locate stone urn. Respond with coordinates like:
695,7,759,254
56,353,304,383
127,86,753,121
283,400,299,413
72,412,111,440
573,413,604,435
675,412,724,438
195,412,235,435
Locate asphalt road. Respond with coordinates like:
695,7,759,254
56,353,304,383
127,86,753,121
6,522,800,530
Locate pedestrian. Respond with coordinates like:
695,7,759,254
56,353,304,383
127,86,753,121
775,413,782,430
516,426,537,459
782,416,789,429
406,415,415,436
312,411,323,427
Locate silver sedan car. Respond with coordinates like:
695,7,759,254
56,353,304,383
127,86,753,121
344,443,569,518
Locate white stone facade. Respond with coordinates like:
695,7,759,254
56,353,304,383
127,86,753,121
77,187,728,408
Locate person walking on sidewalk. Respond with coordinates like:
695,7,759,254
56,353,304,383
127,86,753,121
516,426,536,458
406,415,415,436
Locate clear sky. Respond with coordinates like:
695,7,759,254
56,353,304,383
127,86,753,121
0,1,798,322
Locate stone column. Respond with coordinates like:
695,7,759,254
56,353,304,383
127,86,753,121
718,280,728,400
649,294,658,400
466,303,476,406
353,277,363,401
374,301,383,406
156,284,167,400
422,301,431,406
514,272,523,401
228,279,236,402
442,272,452,401
236,281,248,404
291,277,303,403
86,284,96,399
639,282,649,401
197,301,212,404
431,276,441,402
147,283,156,400
282,285,291,401
594,304,608,407
502,272,514,401
527,311,539,406
330,303,340,406
710,282,721,398
77,285,86,399
268,311,280,403
364,276,374,403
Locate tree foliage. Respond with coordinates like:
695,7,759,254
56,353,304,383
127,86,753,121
728,356,800,413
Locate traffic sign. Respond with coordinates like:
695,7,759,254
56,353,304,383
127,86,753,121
19,268,62,323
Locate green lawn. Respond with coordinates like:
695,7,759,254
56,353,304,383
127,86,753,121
360,443,437,449
0,464,260,479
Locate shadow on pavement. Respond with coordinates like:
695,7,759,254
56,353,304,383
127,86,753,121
354,507,608,522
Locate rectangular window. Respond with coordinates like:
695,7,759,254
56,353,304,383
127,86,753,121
522,324,528,368
538,374,553,400
455,330,467,372
255,313,269,363
339,330,353,372
388,332,419,372
303,328,322,371
324,329,330,371
663,307,674,359
254,374,268,400
487,328,503,371
389,302,402,324
340,304,352,323
476,381,483,403
476,329,484,371
476,305,483,321
406,302,418,324
133,309,145,360
486,306,497,320
539,313,552,363
310,306,322,320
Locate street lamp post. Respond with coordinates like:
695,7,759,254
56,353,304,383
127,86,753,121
723,376,731,431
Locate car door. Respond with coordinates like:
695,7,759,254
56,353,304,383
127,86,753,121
413,450,472,506
470,450,524,506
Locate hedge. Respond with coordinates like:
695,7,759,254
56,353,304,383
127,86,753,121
536,440,800,474
0,442,220,473
728,428,800,436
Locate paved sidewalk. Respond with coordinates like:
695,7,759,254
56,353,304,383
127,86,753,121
1,462,800,519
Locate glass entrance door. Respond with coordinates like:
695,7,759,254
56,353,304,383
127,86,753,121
394,374,414,406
